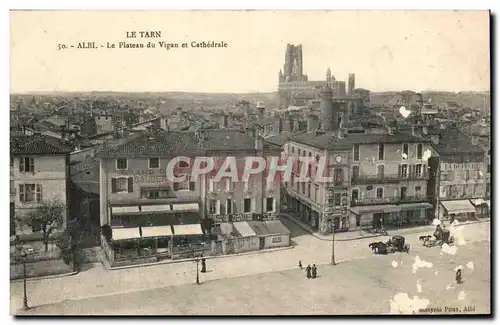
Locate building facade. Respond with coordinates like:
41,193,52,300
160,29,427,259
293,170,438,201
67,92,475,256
95,128,282,245
10,135,72,239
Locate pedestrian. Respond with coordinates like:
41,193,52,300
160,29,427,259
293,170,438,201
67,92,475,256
306,265,311,279
201,258,207,273
298,260,303,269
456,269,462,284
312,264,317,279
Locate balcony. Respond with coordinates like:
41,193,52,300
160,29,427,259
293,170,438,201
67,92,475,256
351,171,428,185
350,195,430,207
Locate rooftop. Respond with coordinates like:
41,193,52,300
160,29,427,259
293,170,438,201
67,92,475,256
431,129,484,156
95,129,276,158
10,134,73,155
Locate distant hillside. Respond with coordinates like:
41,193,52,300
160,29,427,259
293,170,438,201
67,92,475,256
370,91,490,110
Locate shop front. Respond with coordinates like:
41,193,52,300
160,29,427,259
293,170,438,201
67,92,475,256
470,198,491,218
439,199,477,222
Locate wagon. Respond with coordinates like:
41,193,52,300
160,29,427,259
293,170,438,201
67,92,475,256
421,227,455,247
387,235,410,253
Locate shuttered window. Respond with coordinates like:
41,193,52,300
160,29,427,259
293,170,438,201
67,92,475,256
111,177,133,193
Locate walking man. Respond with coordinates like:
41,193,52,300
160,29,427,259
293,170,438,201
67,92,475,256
306,265,311,279
312,264,317,279
456,268,462,284
298,260,303,269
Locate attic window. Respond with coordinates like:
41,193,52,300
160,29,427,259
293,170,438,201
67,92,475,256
85,171,91,175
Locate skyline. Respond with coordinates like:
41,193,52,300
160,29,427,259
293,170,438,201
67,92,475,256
10,11,490,94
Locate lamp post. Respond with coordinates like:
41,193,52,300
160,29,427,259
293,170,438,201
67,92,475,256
195,257,200,285
329,220,336,265
21,251,29,310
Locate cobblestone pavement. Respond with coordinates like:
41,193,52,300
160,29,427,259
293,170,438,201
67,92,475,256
11,221,490,314
17,240,490,315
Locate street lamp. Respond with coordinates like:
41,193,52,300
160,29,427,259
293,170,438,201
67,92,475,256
195,257,200,285
329,219,336,265
21,250,29,310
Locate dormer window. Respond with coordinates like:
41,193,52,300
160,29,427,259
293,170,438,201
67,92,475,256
149,158,160,169
116,158,127,170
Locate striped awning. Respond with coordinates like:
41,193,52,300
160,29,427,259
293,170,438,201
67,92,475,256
112,227,141,241
399,202,433,211
173,224,203,236
350,205,400,215
171,203,199,212
141,226,173,238
112,206,140,214
141,204,171,212
470,199,487,207
441,200,476,214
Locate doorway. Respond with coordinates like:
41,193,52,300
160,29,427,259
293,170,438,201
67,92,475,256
259,237,265,249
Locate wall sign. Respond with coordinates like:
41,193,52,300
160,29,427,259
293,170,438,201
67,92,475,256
272,236,282,243
117,168,168,184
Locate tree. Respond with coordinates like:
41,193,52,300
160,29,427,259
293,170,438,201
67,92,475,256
22,199,66,252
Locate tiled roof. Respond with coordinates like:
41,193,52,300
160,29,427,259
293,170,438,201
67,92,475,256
10,135,72,155
265,131,294,146
290,129,430,150
95,129,275,158
432,129,485,156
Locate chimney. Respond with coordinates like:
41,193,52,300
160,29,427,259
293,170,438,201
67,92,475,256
411,125,419,137
307,115,318,132
255,128,264,151
431,134,440,145
422,125,428,135
278,118,283,133
471,136,479,146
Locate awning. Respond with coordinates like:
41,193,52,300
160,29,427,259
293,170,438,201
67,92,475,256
350,205,399,215
112,206,140,214
112,227,141,241
173,224,204,236
486,200,490,209
141,204,171,212
399,202,433,211
233,221,257,237
141,226,173,238
171,203,199,212
470,199,486,207
440,200,476,214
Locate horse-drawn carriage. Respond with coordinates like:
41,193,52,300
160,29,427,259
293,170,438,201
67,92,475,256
419,226,454,248
369,235,410,255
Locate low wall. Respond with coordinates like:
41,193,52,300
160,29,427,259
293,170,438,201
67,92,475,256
222,236,259,255
10,259,73,280
263,234,290,249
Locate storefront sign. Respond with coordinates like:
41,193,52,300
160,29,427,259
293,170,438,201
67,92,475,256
210,213,278,223
441,163,482,171
117,168,168,184
272,236,282,243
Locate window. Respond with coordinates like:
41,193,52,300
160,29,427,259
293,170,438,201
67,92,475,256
377,165,384,179
189,177,196,191
353,144,360,161
298,149,301,155
149,158,160,169
10,156,13,166
307,184,311,197
266,198,274,212
415,164,422,178
352,165,360,179
351,189,359,202
417,144,423,160
402,144,409,160
209,200,217,214
401,164,408,178
465,170,470,181
116,158,127,170
225,178,235,191
487,164,490,174
141,189,170,199
415,186,422,198
334,193,341,206
378,144,384,160
19,156,34,173
401,187,407,199
447,170,455,181
376,187,384,198
244,198,251,213
19,184,42,202
112,177,133,193
291,147,294,154
334,168,344,185
226,199,233,214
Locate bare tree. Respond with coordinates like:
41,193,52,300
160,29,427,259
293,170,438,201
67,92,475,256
21,199,66,252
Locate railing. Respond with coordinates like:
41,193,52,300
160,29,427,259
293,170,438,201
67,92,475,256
351,171,428,185
351,195,430,206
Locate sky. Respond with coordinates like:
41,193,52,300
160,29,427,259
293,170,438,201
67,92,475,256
10,10,490,93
